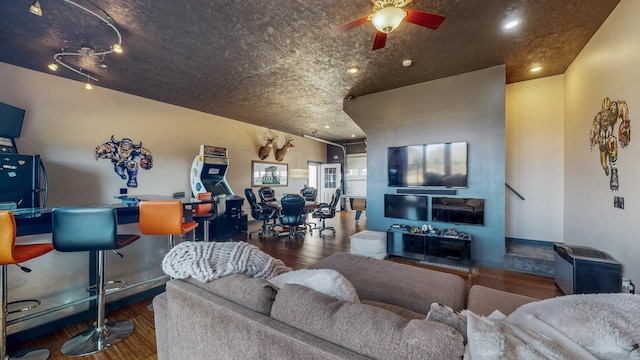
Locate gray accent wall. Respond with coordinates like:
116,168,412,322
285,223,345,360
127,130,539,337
344,66,506,268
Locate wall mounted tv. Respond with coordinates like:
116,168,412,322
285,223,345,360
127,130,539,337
388,141,467,188
384,194,429,222
431,197,484,226
0,102,25,138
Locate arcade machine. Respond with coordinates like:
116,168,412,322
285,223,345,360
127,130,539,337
0,102,48,211
190,145,246,240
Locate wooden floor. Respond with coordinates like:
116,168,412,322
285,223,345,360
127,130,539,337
11,211,562,359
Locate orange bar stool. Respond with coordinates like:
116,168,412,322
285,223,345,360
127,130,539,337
192,193,226,242
52,207,139,356
138,200,198,249
0,211,53,360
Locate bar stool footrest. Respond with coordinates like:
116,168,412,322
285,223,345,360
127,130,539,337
7,299,41,315
85,280,129,294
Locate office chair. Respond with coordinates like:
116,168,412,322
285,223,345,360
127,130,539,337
245,188,278,240
311,188,341,236
300,185,318,230
279,194,306,241
258,187,277,204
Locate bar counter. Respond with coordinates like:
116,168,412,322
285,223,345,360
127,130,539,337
9,204,170,343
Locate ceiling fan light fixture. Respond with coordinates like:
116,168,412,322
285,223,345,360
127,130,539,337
112,43,123,54
372,7,406,33
29,0,43,16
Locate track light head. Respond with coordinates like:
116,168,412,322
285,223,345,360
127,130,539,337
29,0,42,16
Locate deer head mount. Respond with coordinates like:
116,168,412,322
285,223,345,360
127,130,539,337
275,135,295,162
258,135,277,160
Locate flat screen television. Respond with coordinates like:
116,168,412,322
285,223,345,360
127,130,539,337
388,141,467,188
431,197,484,226
384,194,429,221
0,102,25,138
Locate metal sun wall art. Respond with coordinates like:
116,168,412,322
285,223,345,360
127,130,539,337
589,97,631,191
94,135,153,188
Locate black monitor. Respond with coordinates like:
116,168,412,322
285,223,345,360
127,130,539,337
0,102,25,138
384,194,429,221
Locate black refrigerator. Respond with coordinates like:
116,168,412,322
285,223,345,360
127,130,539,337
0,154,47,209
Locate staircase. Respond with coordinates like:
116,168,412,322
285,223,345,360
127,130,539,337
504,239,555,278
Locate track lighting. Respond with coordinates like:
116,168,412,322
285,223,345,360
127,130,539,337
31,0,123,84
29,0,42,16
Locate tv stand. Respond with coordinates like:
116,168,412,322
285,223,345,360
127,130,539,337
387,228,472,271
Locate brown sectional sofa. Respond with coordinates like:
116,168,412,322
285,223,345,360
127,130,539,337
154,252,538,359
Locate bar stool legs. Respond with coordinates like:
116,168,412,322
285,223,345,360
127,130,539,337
60,250,134,357
0,266,50,360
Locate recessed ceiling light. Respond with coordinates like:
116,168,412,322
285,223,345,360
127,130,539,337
324,125,330,129
504,19,520,29
351,134,356,138
347,66,360,74
402,59,412,67
530,66,542,72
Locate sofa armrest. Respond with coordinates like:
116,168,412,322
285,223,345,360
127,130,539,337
152,293,170,360
309,252,467,313
466,285,539,316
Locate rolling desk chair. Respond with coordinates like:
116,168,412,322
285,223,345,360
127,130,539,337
0,211,53,360
311,188,341,236
258,187,277,205
51,207,139,356
300,186,318,231
279,194,306,241
245,188,277,240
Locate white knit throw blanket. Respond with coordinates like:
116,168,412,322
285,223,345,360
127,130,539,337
162,241,292,282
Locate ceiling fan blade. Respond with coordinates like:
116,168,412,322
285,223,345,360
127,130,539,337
372,31,387,50
404,10,446,30
330,15,370,37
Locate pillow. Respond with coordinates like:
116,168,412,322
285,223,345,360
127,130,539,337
426,302,467,343
268,269,360,303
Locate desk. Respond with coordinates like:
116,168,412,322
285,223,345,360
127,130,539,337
265,200,317,211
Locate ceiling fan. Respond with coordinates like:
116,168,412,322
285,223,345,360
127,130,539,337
330,0,446,50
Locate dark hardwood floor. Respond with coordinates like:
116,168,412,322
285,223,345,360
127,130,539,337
11,211,562,359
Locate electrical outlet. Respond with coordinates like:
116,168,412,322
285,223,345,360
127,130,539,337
614,196,625,209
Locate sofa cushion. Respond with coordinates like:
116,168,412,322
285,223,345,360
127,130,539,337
309,252,467,312
361,300,424,320
184,274,276,315
268,268,360,303
272,284,465,360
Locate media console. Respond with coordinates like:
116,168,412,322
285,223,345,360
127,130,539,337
387,228,472,270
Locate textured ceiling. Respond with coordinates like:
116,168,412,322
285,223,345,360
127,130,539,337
0,0,620,142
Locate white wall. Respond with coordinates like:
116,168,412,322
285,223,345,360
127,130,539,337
564,0,640,282
505,75,564,242
0,63,326,215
